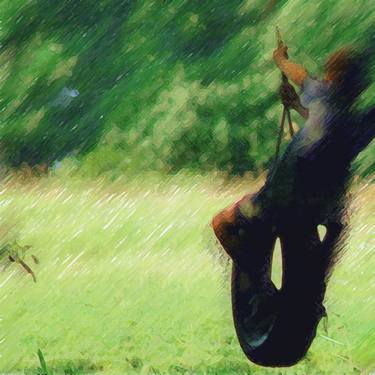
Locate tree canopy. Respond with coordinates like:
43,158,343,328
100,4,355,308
0,0,374,176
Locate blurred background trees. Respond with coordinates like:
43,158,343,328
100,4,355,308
0,0,374,177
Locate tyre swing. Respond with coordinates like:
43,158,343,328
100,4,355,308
230,29,333,367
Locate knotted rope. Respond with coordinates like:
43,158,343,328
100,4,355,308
274,27,297,160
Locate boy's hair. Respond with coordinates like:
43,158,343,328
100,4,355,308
325,48,357,81
324,47,368,101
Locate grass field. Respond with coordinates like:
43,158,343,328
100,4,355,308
0,173,373,374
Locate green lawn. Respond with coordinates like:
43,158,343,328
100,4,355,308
0,174,373,374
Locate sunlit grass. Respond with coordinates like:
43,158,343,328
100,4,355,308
0,173,373,374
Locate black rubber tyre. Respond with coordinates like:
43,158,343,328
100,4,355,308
231,262,326,367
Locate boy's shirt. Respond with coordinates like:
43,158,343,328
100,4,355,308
251,73,374,224
258,77,347,221
300,77,331,144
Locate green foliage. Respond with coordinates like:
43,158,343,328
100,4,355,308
0,0,374,175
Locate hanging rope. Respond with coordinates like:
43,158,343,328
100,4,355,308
274,27,298,160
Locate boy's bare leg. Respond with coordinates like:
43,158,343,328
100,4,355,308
211,194,276,284
211,199,244,261
211,194,256,263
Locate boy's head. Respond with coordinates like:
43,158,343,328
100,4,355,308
324,47,369,102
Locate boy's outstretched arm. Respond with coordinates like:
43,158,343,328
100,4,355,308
273,45,308,87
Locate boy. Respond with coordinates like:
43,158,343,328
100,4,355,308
211,45,374,365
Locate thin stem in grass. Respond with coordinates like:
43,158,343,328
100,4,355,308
37,349,50,375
